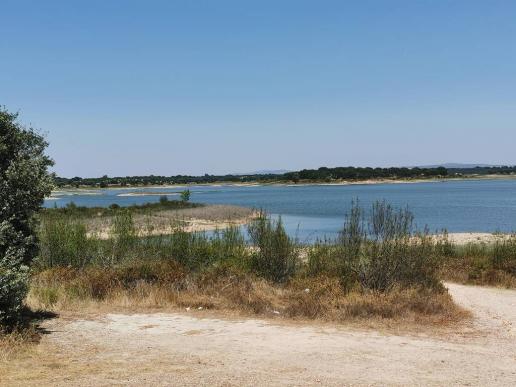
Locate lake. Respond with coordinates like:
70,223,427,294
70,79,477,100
45,179,516,241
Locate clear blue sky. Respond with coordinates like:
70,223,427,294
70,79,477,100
1,0,515,177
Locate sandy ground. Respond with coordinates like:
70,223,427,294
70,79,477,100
90,218,253,239
2,283,515,386
446,232,513,245
84,205,257,239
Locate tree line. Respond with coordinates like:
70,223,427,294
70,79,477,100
55,166,450,187
448,166,516,175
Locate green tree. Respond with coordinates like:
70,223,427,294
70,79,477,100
0,108,54,326
180,189,191,202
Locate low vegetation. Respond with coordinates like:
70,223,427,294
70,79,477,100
39,201,255,243
43,197,202,219
441,237,516,287
27,201,471,325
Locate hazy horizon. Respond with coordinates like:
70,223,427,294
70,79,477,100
2,1,515,177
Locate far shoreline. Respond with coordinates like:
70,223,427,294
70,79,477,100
51,174,516,192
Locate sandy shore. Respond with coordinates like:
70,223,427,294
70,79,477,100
90,218,254,240
85,205,258,239
117,192,181,197
445,233,513,245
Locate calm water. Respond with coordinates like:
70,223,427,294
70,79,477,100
45,179,516,241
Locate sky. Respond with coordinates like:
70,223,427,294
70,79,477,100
1,0,515,177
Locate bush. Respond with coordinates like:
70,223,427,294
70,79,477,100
247,212,299,283
336,201,442,292
38,216,91,267
0,108,53,326
440,237,516,287
306,239,340,277
163,226,248,271
0,266,29,324
110,210,137,263
492,237,516,275
180,190,191,202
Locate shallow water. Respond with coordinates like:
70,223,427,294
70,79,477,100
45,179,516,240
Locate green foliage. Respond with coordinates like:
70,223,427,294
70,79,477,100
306,239,339,277
440,237,516,287
180,189,191,202
37,199,516,293
448,165,516,176
38,216,90,267
110,210,137,263
247,212,299,283
41,199,201,220
306,201,443,292
36,210,250,272
0,266,29,324
492,237,516,275
0,108,53,325
336,201,442,291
284,166,447,181
53,166,452,188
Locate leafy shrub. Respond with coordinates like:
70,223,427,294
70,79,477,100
306,240,338,277
110,210,137,263
180,189,191,202
163,226,248,270
38,216,90,267
0,108,53,326
247,212,299,283
336,201,442,292
0,266,29,325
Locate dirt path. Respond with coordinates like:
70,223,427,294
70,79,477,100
3,284,516,386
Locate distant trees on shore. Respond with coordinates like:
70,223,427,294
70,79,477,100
448,166,516,175
284,166,448,181
53,166,453,188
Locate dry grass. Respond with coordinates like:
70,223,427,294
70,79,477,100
27,263,466,326
441,240,516,288
442,261,516,288
83,205,256,237
0,327,40,362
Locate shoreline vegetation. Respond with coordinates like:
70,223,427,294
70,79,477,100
43,198,515,244
52,165,516,189
32,201,462,325
46,174,516,202
25,200,515,332
47,174,516,196
41,199,257,237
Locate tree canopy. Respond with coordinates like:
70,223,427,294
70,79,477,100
0,107,54,325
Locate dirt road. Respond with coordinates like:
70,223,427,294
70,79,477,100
2,283,516,386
